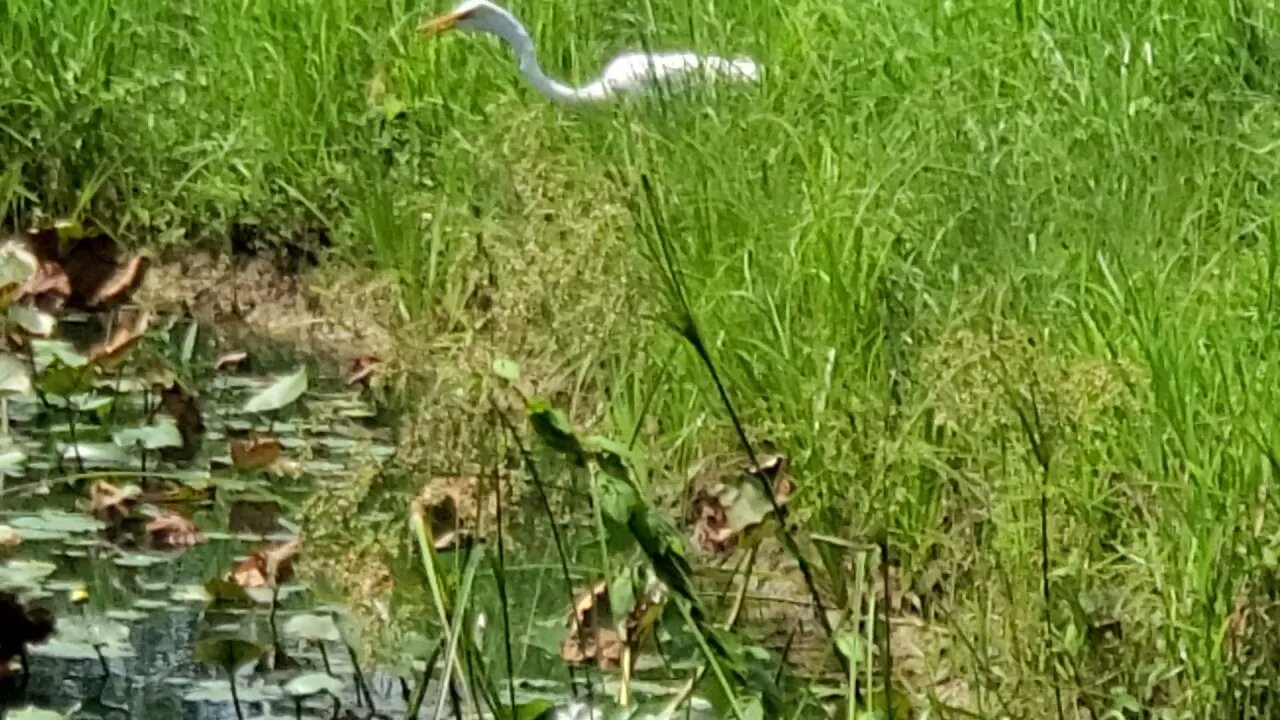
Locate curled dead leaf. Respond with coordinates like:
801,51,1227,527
559,578,665,670
691,453,794,554
229,435,282,471
88,311,151,369
410,475,497,551
153,379,206,463
19,260,71,314
228,537,300,588
88,254,151,309
146,510,204,549
560,581,621,669
86,480,142,526
344,354,380,386
214,351,249,372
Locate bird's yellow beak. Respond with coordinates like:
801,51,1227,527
417,11,462,35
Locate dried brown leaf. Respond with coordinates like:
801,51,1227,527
88,311,151,369
146,511,204,549
214,351,249,372
228,537,300,588
229,435,282,471
86,480,142,526
154,380,206,463
344,354,380,386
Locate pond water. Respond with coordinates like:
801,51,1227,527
0,311,409,718
0,312,717,720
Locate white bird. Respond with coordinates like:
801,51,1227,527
417,0,761,104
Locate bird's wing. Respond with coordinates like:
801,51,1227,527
593,51,759,95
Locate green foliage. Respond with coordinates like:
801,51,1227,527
8,0,1280,714
242,366,308,414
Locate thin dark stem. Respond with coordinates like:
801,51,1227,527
879,538,893,714
637,173,843,674
67,406,85,474
94,645,110,678
269,585,280,645
228,668,246,720
489,461,519,713
318,643,333,674
687,332,840,661
1040,460,1063,720
497,411,592,705
345,643,376,712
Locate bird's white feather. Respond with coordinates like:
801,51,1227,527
425,0,761,104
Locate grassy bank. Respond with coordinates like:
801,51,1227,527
7,0,1280,715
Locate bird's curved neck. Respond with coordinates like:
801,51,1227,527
484,10,592,103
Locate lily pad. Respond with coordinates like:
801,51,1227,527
193,637,265,671
106,609,149,622
243,366,308,414
183,679,281,704
283,672,345,699
59,442,139,469
282,613,341,643
113,421,183,450
36,618,133,660
0,445,27,476
113,552,170,568
6,706,72,720
10,511,103,537
31,339,89,372
8,304,56,337
0,353,33,396
0,559,57,590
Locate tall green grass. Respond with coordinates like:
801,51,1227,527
8,0,1280,714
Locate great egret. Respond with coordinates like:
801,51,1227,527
417,0,761,104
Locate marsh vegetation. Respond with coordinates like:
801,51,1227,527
5,0,1280,717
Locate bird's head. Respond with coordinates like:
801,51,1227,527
417,0,512,37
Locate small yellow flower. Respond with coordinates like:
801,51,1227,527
69,586,89,604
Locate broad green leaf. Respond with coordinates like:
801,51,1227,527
54,617,130,646
0,443,27,475
834,631,863,661
60,442,138,469
607,573,636,621
11,511,104,536
495,699,555,720
596,474,639,525
7,304,55,337
282,613,341,643
113,420,183,450
0,352,32,396
724,482,775,533
283,672,345,698
30,340,88,371
243,366,308,414
193,637,264,671
492,357,520,381
180,322,199,364
528,399,583,459
0,559,57,590
37,618,134,660
0,243,37,307
39,361,93,398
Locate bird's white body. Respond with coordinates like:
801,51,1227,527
419,0,761,104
